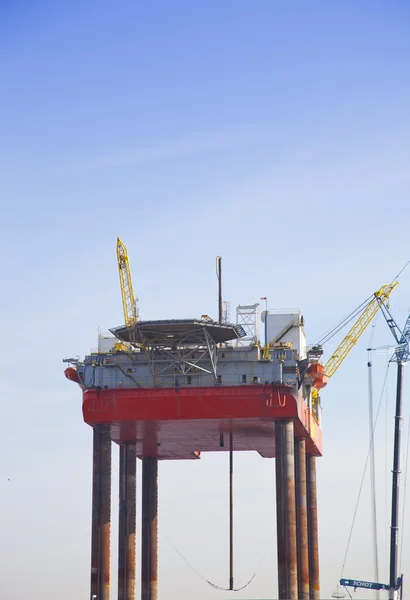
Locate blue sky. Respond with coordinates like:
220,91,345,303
1,2,410,599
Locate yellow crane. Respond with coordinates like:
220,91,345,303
117,237,138,327
311,281,399,395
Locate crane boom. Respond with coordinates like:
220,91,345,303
117,237,138,327
312,282,398,392
323,282,399,380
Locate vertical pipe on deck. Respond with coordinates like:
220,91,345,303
217,255,223,322
295,438,310,600
90,424,112,600
118,443,137,600
141,457,158,600
307,455,320,599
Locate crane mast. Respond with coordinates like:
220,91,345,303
117,237,138,327
393,313,410,362
340,309,409,600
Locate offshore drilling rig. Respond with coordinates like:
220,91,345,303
64,238,398,600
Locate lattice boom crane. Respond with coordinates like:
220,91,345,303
117,237,138,328
311,281,399,392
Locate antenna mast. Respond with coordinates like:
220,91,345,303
216,256,222,322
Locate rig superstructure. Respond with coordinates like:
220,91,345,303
64,238,397,600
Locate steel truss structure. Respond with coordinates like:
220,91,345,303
236,303,260,346
138,325,218,386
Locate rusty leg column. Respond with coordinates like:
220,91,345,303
295,438,310,599
141,457,158,600
90,424,112,600
118,443,137,600
275,422,286,598
307,455,320,599
275,420,298,600
283,420,298,599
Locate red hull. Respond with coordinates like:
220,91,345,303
82,384,322,459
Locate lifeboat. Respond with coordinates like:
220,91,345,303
312,373,329,389
306,362,324,378
307,363,329,390
64,366,81,385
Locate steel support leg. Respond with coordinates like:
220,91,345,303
296,438,310,600
141,457,158,600
275,422,286,599
118,443,137,600
307,455,320,599
275,420,298,600
90,424,112,600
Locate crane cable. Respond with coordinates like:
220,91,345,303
385,368,389,573
315,256,410,350
367,322,380,596
159,529,272,591
340,360,391,580
314,295,373,347
391,258,410,283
